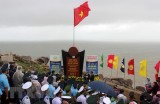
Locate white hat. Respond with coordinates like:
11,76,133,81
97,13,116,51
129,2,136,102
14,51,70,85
41,84,49,92
22,82,32,90
61,96,71,99
103,97,111,104
78,86,84,93
54,86,61,95
31,75,38,80
87,89,92,93
92,91,99,95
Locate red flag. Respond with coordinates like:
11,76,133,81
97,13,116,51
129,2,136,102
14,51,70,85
107,55,114,69
74,2,91,26
128,59,134,75
155,61,160,80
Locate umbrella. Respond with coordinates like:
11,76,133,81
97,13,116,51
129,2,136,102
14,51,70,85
88,81,116,97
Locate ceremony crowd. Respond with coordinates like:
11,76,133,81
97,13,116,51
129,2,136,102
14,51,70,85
0,61,160,104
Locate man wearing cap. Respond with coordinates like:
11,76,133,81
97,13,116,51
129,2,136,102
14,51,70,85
41,84,50,104
52,86,62,104
0,63,10,104
21,81,32,104
61,96,71,104
64,84,76,104
76,86,87,104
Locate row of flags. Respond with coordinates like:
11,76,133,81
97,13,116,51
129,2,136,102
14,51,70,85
100,54,160,80
73,2,160,80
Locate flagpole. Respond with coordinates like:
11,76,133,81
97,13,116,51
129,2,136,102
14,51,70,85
117,69,118,77
123,60,125,86
124,59,125,79
134,67,136,91
73,26,75,46
111,69,112,78
73,5,75,46
146,59,148,78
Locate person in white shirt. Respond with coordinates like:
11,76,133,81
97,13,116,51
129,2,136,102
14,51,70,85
41,84,50,104
103,96,111,104
52,86,62,104
21,82,32,104
117,89,127,104
76,86,87,104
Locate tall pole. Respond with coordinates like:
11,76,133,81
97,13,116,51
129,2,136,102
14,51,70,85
123,59,125,86
73,9,75,46
111,69,112,78
134,67,136,91
73,27,75,46
146,59,148,78
116,69,118,77
124,58,125,79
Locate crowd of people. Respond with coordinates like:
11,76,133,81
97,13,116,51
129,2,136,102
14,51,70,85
0,61,160,104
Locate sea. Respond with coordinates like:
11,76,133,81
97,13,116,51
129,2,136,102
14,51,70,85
0,41,160,87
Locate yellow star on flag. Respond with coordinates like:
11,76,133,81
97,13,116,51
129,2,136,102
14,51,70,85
79,11,84,17
129,65,133,70
109,59,113,64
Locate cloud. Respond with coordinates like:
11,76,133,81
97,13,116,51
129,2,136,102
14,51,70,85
0,22,160,42
0,0,160,26
0,0,160,42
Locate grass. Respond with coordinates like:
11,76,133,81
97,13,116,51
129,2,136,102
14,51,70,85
16,61,47,74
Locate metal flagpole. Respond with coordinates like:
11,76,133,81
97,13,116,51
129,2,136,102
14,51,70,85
117,68,118,77
146,59,148,78
124,58,125,79
73,8,75,46
134,67,136,91
123,59,125,86
73,27,75,46
111,69,112,78
124,67,125,79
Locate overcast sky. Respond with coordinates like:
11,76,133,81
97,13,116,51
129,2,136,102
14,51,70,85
0,0,160,42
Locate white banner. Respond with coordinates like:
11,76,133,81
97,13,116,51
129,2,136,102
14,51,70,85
50,55,61,61
86,55,98,62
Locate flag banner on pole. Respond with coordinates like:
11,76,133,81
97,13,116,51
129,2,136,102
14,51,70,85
107,54,114,69
86,55,98,74
120,58,125,73
128,59,134,75
139,60,147,77
100,54,104,69
155,61,160,80
113,55,119,70
50,55,61,74
74,1,91,26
